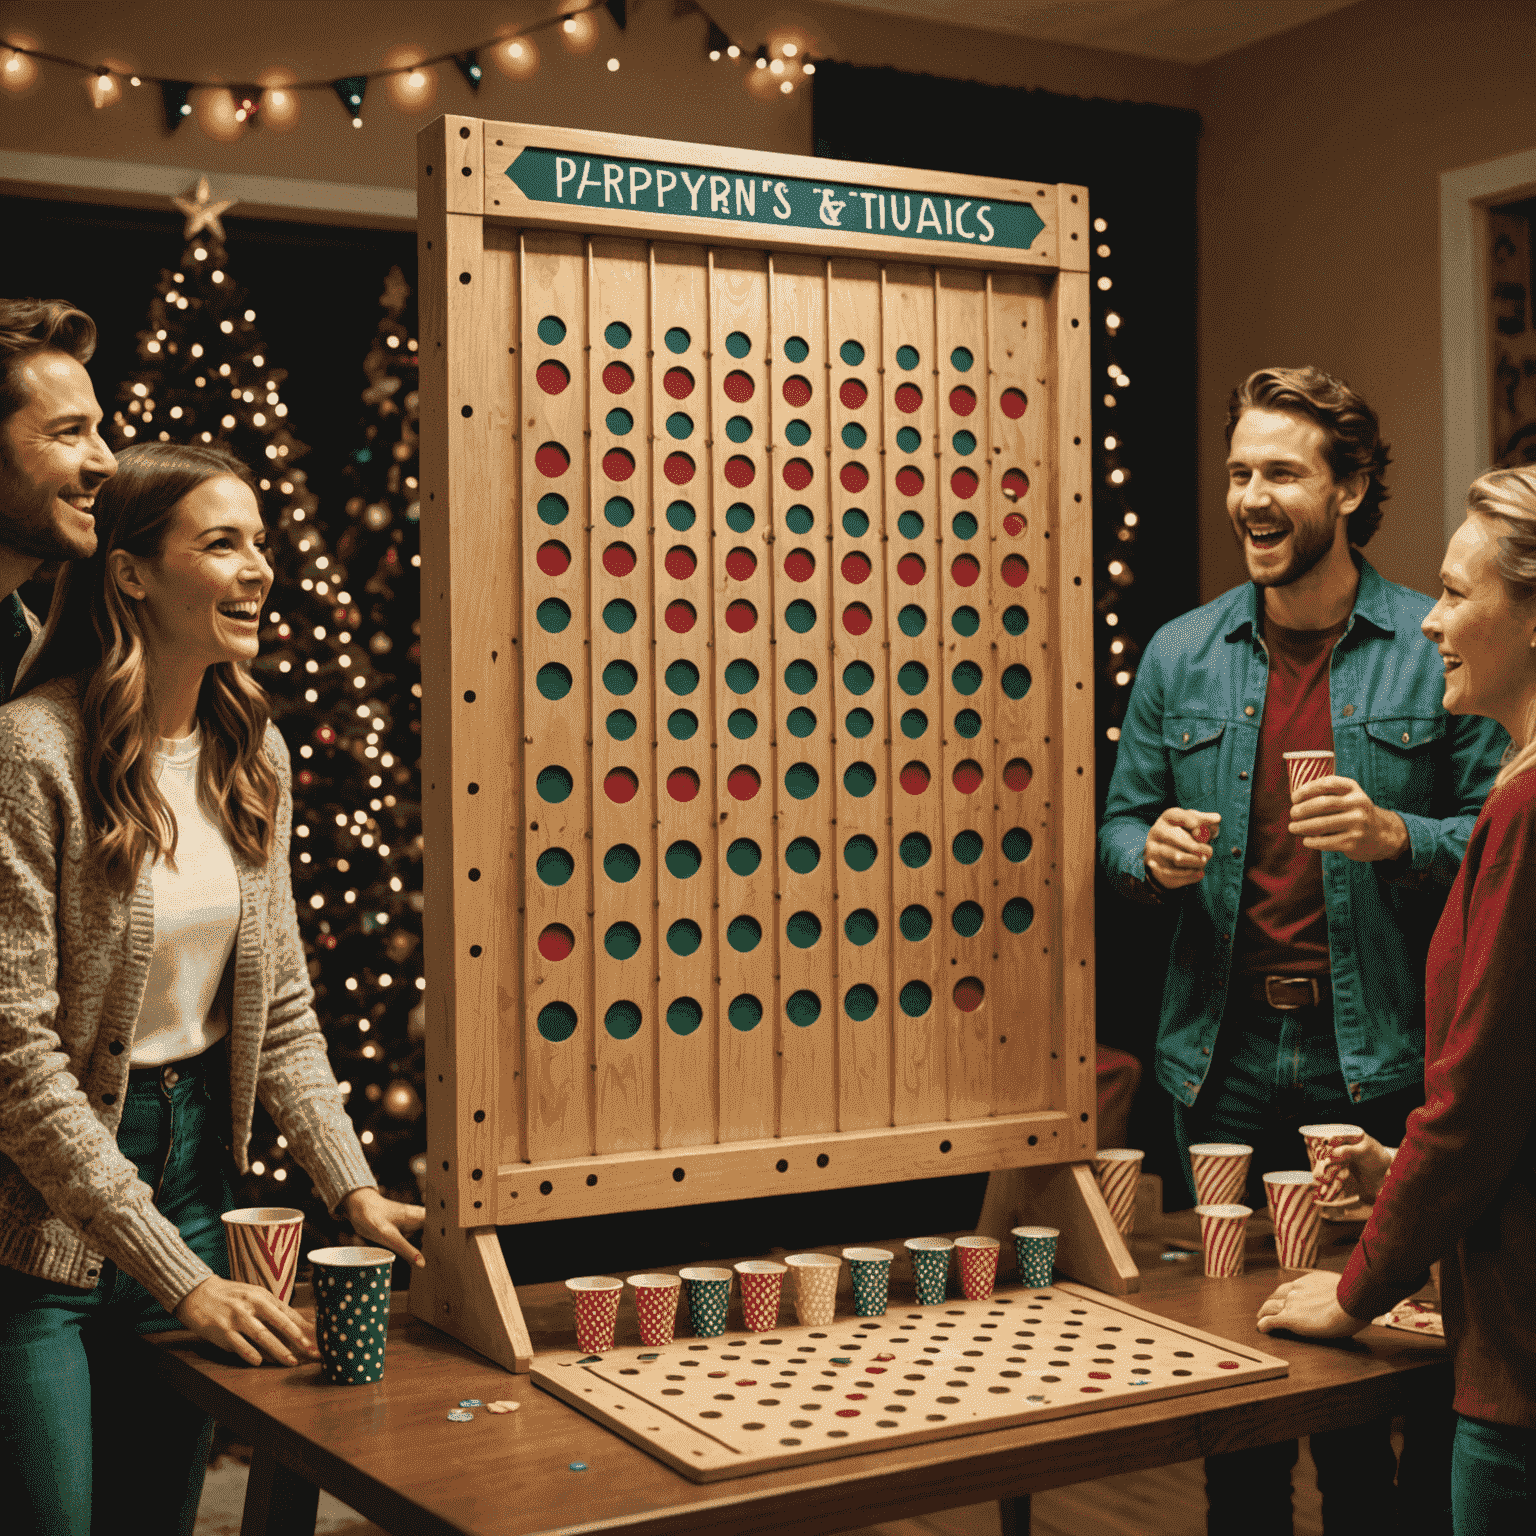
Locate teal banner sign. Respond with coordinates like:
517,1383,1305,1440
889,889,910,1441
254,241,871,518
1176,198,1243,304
505,148,1046,252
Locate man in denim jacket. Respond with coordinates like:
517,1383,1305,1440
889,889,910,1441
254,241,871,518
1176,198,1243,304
1099,367,1506,1535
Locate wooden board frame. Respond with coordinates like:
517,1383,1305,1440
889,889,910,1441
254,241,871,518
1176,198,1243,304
412,117,1119,1376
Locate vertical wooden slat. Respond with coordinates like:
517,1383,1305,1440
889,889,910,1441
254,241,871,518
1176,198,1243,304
767,253,837,1138
588,238,657,1154
709,249,778,1142
935,267,997,1122
826,258,891,1132
520,231,594,1162
882,264,946,1128
650,243,719,1149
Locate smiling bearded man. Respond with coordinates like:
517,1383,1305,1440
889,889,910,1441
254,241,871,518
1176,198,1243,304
1099,366,1510,1536
0,299,116,701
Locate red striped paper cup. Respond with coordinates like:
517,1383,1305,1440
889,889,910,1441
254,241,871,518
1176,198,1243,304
1196,1203,1252,1278
954,1236,1000,1301
1299,1123,1363,1203
627,1273,682,1347
566,1276,624,1352
1188,1143,1253,1208
1263,1171,1323,1269
1283,750,1334,797
734,1260,787,1332
222,1207,304,1304
1093,1148,1144,1234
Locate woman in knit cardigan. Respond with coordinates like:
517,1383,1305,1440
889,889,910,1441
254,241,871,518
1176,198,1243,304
0,441,424,1536
1258,466,1536,1532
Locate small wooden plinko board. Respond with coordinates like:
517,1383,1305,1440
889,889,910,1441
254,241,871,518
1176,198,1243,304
531,1282,1287,1481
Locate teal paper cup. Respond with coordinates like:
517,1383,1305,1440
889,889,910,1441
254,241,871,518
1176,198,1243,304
842,1247,894,1317
904,1237,953,1305
1012,1225,1059,1288
308,1246,394,1385
679,1266,732,1337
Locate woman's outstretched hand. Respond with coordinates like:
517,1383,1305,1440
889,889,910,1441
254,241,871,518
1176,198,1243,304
174,1276,320,1366
340,1186,427,1268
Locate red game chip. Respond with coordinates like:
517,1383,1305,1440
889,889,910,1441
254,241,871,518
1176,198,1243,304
667,768,700,802
537,923,574,962
604,768,639,804
534,442,570,478
664,546,697,580
536,361,570,395
727,766,761,801
840,379,868,409
723,370,754,403
602,361,634,394
782,375,812,407
1000,387,1027,419
953,976,985,1012
835,1409,861,1418
664,452,695,485
951,467,979,499
784,549,816,582
894,383,923,414
1002,757,1032,792
726,600,757,633
602,542,636,577
952,760,983,794
725,547,757,581
663,367,694,399
840,462,869,493
951,554,980,587
603,448,636,482
665,599,696,633
1000,554,1029,588
897,553,926,585
900,762,931,795
1193,821,1213,845
536,541,570,577
1081,1386,1103,1394
841,552,871,584
895,466,925,496
842,602,872,635
949,385,976,416
1003,512,1026,537
1001,468,1030,500
1088,1371,1111,1379
725,455,756,488
783,458,814,491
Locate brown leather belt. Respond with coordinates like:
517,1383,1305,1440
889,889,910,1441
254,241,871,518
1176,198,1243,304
1250,975,1327,1010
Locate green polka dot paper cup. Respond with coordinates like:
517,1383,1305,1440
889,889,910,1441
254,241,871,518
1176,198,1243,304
1011,1226,1059,1288
308,1246,394,1385
904,1237,953,1305
842,1247,894,1317
627,1273,682,1347
680,1267,732,1337
734,1260,787,1332
566,1275,624,1353
954,1235,1000,1300
785,1252,841,1326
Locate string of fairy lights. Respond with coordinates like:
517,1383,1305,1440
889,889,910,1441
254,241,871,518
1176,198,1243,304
0,2,818,139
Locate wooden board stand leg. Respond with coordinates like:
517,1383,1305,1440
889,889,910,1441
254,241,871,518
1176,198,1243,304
409,1222,533,1373
977,1161,1139,1295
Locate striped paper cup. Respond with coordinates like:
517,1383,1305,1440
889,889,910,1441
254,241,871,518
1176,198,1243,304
1012,1226,1059,1288
842,1247,894,1317
1196,1204,1252,1278
679,1267,733,1337
904,1237,953,1305
1093,1148,1144,1234
1299,1123,1364,1203
566,1275,624,1353
222,1207,304,1304
1188,1143,1253,1208
734,1260,787,1332
1264,1171,1323,1269
954,1236,1000,1301
786,1253,841,1326
1283,750,1334,796
308,1246,394,1385
627,1273,682,1347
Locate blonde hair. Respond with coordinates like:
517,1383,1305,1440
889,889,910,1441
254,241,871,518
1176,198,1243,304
1465,466,1536,789
19,441,278,892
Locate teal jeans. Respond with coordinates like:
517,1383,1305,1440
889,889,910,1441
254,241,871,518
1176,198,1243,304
1453,1415,1532,1534
0,1046,232,1536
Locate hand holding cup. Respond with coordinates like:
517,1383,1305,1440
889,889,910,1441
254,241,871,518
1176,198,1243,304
1319,1132,1395,1206
1144,808,1222,889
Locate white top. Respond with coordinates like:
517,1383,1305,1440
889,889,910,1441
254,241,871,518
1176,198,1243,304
128,728,240,1066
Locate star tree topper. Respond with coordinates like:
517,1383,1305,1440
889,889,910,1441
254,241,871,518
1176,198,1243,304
173,175,237,240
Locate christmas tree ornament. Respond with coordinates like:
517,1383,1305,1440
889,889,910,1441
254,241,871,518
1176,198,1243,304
172,175,236,240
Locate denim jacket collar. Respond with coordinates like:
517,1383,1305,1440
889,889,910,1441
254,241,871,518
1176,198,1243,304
1221,554,1399,649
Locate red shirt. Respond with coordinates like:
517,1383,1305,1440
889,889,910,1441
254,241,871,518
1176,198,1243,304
1338,761,1536,1426
1233,613,1348,981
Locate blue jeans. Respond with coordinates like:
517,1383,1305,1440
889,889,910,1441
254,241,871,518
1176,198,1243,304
0,1046,233,1536
1453,1416,1532,1534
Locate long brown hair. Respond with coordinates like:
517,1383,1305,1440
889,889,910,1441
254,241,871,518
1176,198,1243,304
19,440,279,890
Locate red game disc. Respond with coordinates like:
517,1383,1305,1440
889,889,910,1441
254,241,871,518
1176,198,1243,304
1003,512,1026,536
664,546,697,580
537,924,574,961
840,462,869,493
534,442,570,478
1000,387,1027,419
602,361,633,394
665,600,696,633
536,541,570,577
953,976,985,1012
664,452,695,485
604,768,638,803
953,760,983,794
894,383,923,414
663,367,694,399
1002,757,1032,792
602,542,636,577
842,603,872,635
536,361,570,395
951,467,979,499
667,768,700,802
839,378,867,409
783,458,814,490
895,466,925,496
723,370,754,402
897,553,926,585
949,385,976,416
726,600,757,633
951,554,980,587
1001,554,1029,588
725,547,757,581
1001,468,1030,500
603,448,635,482
725,455,756,488
841,552,871,584
900,762,931,795
783,549,816,582
727,766,761,801
782,375,812,407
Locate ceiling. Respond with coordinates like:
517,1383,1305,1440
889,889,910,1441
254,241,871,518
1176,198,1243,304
814,0,1362,65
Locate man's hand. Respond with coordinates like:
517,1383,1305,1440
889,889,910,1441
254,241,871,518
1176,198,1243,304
1318,1132,1395,1207
1256,1270,1368,1339
1289,775,1409,862
340,1186,427,1268
174,1276,320,1366
1143,807,1222,889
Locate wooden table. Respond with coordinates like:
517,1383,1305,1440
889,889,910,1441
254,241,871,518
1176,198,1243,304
148,1215,1448,1536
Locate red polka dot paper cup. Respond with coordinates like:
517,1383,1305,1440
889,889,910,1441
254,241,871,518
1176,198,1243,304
1092,1148,1144,1235
734,1260,787,1332
566,1275,624,1353
954,1235,1000,1301
626,1273,681,1348
1298,1123,1363,1204
1196,1204,1252,1279
1263,1171,1323,1270
1188,1143,1253,1208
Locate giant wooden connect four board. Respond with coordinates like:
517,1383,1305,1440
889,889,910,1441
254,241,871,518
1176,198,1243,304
413,118,1130,1374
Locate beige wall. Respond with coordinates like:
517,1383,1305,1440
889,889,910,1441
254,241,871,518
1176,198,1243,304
1193,0,1536,603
